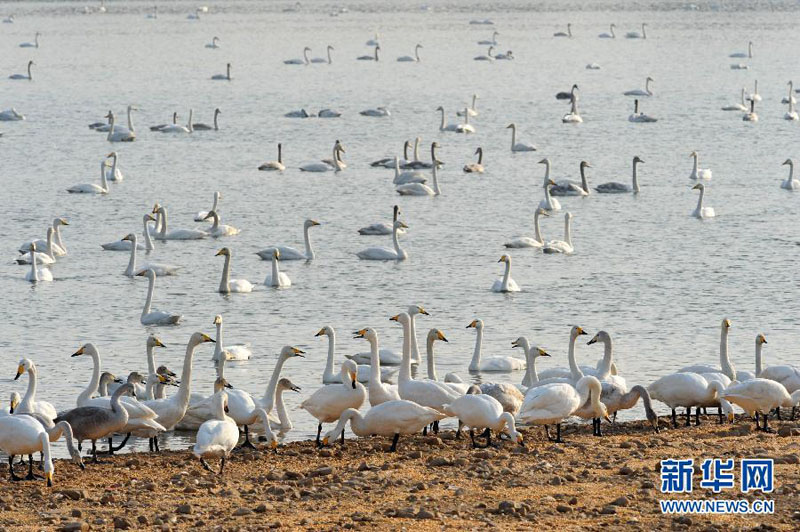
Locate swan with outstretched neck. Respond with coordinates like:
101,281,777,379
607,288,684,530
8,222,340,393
263,249,291,287
356,220,408,260
689,151,712,180
9,60,34,80
691,183,716,219
121,234,179,277
67,160,109,194
551,161,591,196
211,63,232,80
491,255,521,292
537,158,560,211
256,219,320,260
215,248,253,293
782,159,799,190
194,192,221,221
135,269,183,325
504,207,549,248
596,156,643,193
467,319,526,372
259,144,285,171
154,206,207,240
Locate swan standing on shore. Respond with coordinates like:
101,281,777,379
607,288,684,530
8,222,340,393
256,219,320,260
596,156,643,193
781,159,799,190
356,220,408,260
689,151,712,180
543,212,574,254
215,248,253,293
193,391,238,472
443,394,523,448
14,359,57,422
691,184,716,219
492,255,521,292
537,158,560,211
301,359,366,446
354,328,401,406
136,269,183,325
504,208,548,248
723,379,800,432
467,319,526,372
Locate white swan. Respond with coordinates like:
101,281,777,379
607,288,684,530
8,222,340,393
781,159,800,191
397,161,440,196
14,359,57,422
192,108,221,131
262,249,291,287
215,248,253,293
457,94,479,117
730,41,753,58
322,400,445,452
537,158,561,211
193,391,239,473
0,416,57,485
258,144,285,171
136,269,182,325
689,151,712,180
392,312,461,415
93,105,138,134
518,375,609,442
0,107,25,121
357,45,380,61
360,106,390,117
16,227,56,265
467,319,526,372
24,243,52,283
437,106,461,131
722,88,748,111
256,219,320,260
194,191,220,221
598,24,616,38
393,156,427,185
105,111,135,142
528,326,588,384
354,328,401,406
491,254,521,292
678,319,751,381
506,123,536,152
203,210,240,237
420,328,468,394
623,76,653,96
284,46,311,65
478,32,499,45
743,99,758,122
596,156,643,193
443,394,523,447
562,96,583,123
211,314,252,361
504,207,548,248
628,99,658,122
356,220,408,260
723,379,800,432
310,45,334,64
158,108,193,133
317,326,396,384
19,218,68,256
205,36,220,49
553,23,572,37
542,212,574,254
122,234,179,277
397,44,422,62
757,339,800,396
785,86,799,120
9,60,34,80
463,147,484,173
104,151,123,181
691,183,716,219
625,23,647,39
67,160,109,194
781,81,796,104
211,63,232,80
19,32,40,48
101,215,151,251
301,359,366,445
746,80,761,102
154,206,207,240
551,161,591,196
494,50,514,60
299,140,345,172
734,333,767,381
456,107,476,133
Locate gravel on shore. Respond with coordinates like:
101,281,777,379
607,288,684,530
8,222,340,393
1,415,799,530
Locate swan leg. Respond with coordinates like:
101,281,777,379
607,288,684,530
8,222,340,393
340,428,345,446
219,457,226,475
315,423,322,447
25,456,42,480
792,406,797,420
717,407,723,424
389,433,400,452
694,408,701,426
109,433,130,453
240,425,256,449
149,438,154,452
455,420,463,439
155,437,161,452
433,420,439,434
422,425,428,437
482,428,492,448
469,429,476,448
544,425,552,441
761,414,774,433
554,423,564,443
9,456,22,481
774,407,782,420
684,408,692,427
671,409,677,428
38,452,44,470
200,458,213,472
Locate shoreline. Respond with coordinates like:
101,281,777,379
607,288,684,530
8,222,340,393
0,416,799,530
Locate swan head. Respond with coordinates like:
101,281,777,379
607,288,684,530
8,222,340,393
71,343,97,358
505,123,515,129
14,358,33,380
692,183,705,191
474,147,482,156
353,327,376,341
147,334,166,349
28,241,38,252
466,319,484,330
127,105,139,112
571,325,588,338
126,371,146,385
117,382,137,399
315,326,332,337
722,318,732,329
394,220,409,231
565,212,573,221
189,332,216,347
580,161,592,168
633,156,644,164
342,359,358,388
280,345,305,359
646,76,654,82
783,158,793,166
416,44,423,49
121,233,137,242
756,333,767,345
305,219,321,228
28,60,35,67
106,151,118,159
213,315,224,326
215,247,231,257
587,331,610,345
511,336,530,350
390,312,410,325
531,346,550,359
498,254,510,263
278,377,302,393
538,157,550,165
9,392,20,413
213,377,233,393
689,150,698,158
435,106,444,112
157,365,177,378
56,218,69,227
428,328,448,343
409,305,429,316
272,249,281,260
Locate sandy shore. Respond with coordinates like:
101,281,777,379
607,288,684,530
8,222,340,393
1,415,799,530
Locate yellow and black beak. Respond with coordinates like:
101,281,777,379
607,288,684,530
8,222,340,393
576,326,587,336
438,331,448,342
466,320,477,328
314,328,326,337
201,334,216,343
587,334,599,345
154,338,166,348
292,347,305,357
215,249,225,256
389,315,399,322
14,365,24,380
419,307,430,316
350,371,357,389
72,346,85,357
322,436,329,446
353,329,367,339
538,348,551,357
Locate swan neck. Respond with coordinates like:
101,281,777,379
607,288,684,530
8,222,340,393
368,334,381,385
392,222,403,259
469,326,483,371
303,224,314,259
142,272,155,317
146,344,156,376
143,218,154,250
100,160,109,192
426,335,438,381
533,211,544,243
439,108,445,130
510,125,516,147
564,216,572,246
21,366,37,409
409,312,420,363
323,330,336,381
262,355,288,411
568,334,583,380
218,253,231,292
158,208,168,237
79,350,101,405
270,253,280,286
432,163,440,195
399,318,413,383
597,337,613,379
125,236,137,276
755,340,763,376
413,138,420,161
175,340,200,408
501,258,511,291
720,326,735,379
632,161,640,193
278,144,282,163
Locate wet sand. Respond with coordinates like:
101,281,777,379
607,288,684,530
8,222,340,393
1,415,799,530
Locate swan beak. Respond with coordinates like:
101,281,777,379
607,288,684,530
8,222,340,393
14,365,23,380
315,328,327,337
135,270,146,277
271,440,278,449
59,219,69,226
466,320,477,329
576,327,587,336
389,315,399,322
538,348,550,357
322,436,329,446
587,334,599,345
398,222,409,229
72,346,86,357
419,307,429,316
114,377,123,384
201,334,216,343
290,385,301,392
548,179,557,186
353,329,367,339
122,235,132,242
291,347,305,357
727,412,735,423
517,435,524,447
311,220,320,226
692,184,701,190
146,214,156,222
761,336,768,344
214,249,225,256
498,256,507,263
46,471,53,487
723,319,731,328
106,152,115,158
10,397,19,411
155,338,166,348
604,414,612,423
438,331,448,342
350,372,357,388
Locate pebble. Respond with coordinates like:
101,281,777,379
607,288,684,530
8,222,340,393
59,490,86,501
254,503,271,514
176,504,192,515
310,466,333,477
232,508,252,516
599,506,617,515
619,466,635,475
611,496,629,507
556,504,572,513
113,516,133,530
426,457,452,467
70,510,82,518
415,508,439,520
58,523,88,532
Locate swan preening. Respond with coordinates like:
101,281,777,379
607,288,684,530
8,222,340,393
691,183,716,219
596,155,643,193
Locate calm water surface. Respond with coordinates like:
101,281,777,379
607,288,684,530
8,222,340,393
2,0,799,455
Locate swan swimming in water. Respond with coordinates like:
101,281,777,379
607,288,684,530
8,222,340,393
357,45,380,61
551,161,591,196
256,219,320,260
215,248,253,293
492,255,521,292
542,212,575,254
0,108,25,121
742,99,758,122
474,46,494,61
625,23,647,39
211,63,232,80
689,151,712,180
463,147,484,173
158,109,193,133
193,108,221,131
537,158,561,211
105,112,136,142
203,210,240,237
310,45,334,64
194,191,221,222
299,140,345,172
478,31,499,45
397,44,422,62
467,319,526,372
561,96,582,123
154,206,207,240
781,81,796,104
596,156,643,193
746,80,761,102
457,94,479,117
504,207,548,248
136,269,183,325
598,24,616,38
24,244,52,283
263,249,291,287
628,99,657,122
122,234,180,277
356,220,408,260
19,32,40,48
553,23,572,38
730,41,753,58
624,76,653,96
258,144,285,171
9,60,34,80
358,205,406,236
781,159,799,190
437,106,462,132
67,159,110,194
205,36,220,49
284,47,311,65
722,88,748,111
691,183,716,219
360,107,390,117
506,123,536,151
